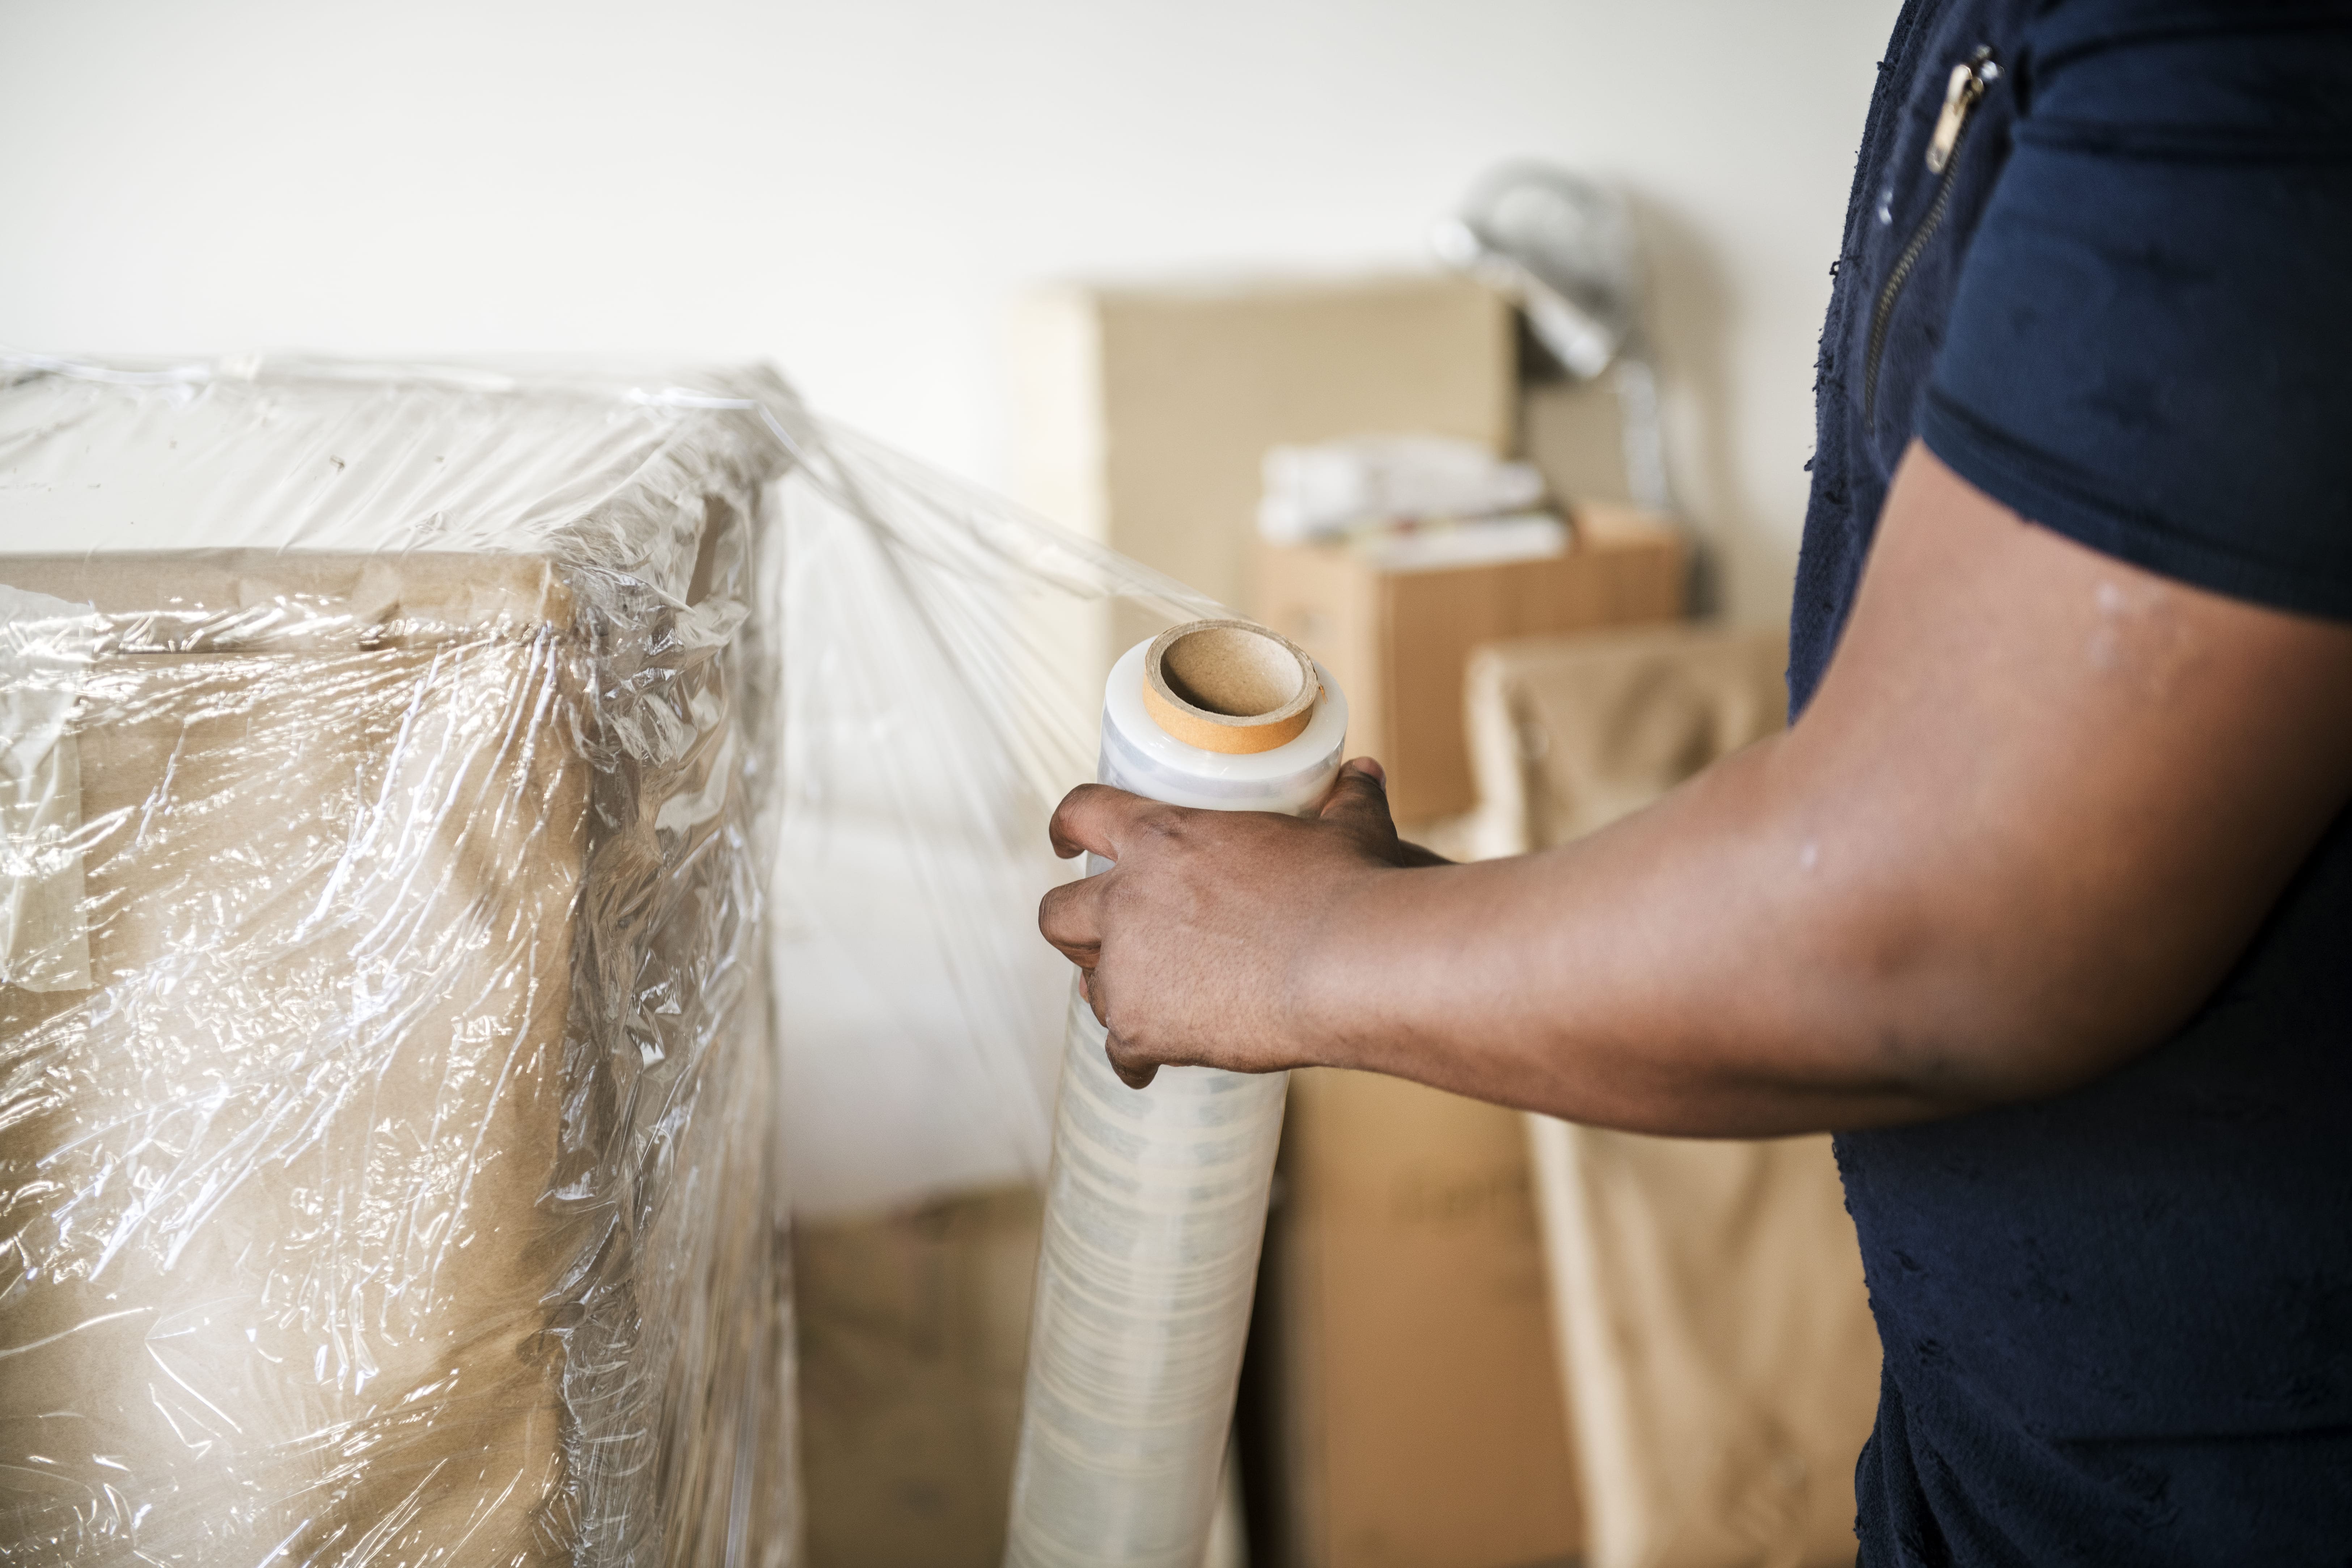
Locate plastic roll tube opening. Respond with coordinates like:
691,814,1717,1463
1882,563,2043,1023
1004,621,1344,1568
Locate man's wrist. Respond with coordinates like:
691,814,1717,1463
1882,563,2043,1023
1272,864,1399,1074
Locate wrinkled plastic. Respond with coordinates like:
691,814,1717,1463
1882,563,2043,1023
0,356,800,1566
0,354,1220,1565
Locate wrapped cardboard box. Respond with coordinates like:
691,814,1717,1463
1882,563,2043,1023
0,352,1238,1567
0,360,794,1564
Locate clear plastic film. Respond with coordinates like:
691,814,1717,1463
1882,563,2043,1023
1005,633,1346,1568
0,352,1229,1564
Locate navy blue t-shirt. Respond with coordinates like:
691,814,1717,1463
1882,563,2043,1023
1792,1,2352,1563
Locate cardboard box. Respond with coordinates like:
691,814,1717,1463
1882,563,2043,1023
796,1187,1042,1568
1013,273,1515,664
1247,1068,1583,1568
1521,375,1635,508
1250,505,1688,823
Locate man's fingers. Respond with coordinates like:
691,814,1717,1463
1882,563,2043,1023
1038,876,1104,967
1078,967,1111,1026
1048,783,1157,862
1105,1032,1160,1090
1318,757,1399,838
1391,836,1454,869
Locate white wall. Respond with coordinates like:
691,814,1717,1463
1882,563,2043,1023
1,0,1894,623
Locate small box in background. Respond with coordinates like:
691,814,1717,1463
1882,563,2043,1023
1250,503,1688,824
1520,371,1639,510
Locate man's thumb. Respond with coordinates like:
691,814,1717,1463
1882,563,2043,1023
1319,757,1398,836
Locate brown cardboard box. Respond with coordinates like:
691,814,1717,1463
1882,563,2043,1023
1013,274,1515,664
1521,375,1636,508
1250,505,1688,823
1248,1068,1583,1568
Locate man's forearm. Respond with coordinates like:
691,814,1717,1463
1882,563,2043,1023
1283,452,2352,1134
1285,736,1986,1136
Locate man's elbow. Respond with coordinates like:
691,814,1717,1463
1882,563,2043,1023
1817,914,2215,1119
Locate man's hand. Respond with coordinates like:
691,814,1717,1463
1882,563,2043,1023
1038,759,1446,1088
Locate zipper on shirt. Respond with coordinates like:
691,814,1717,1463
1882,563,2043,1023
1862,46,2001,423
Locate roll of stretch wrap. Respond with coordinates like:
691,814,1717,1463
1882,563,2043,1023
1004,621,1347,1568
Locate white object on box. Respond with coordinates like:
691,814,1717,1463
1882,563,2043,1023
1258,433,1546,544
1352,510,1571,574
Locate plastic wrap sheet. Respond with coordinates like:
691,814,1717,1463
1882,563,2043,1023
764,423,1217,1217
0,353,1224,1564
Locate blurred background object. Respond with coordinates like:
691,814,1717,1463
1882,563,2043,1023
1434,165,1673,517
1463,623,1791,859
1014,272,1515,664
1257,435,1547,548
795,1190,1041,1568
1436,167,1641,385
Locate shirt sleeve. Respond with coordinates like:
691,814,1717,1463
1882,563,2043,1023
1919,2,2352,620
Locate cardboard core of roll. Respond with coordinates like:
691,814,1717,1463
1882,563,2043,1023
1140,620,1319,755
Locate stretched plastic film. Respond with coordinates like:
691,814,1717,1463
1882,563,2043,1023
0,352,1232,1564
1005,625,1346,1568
